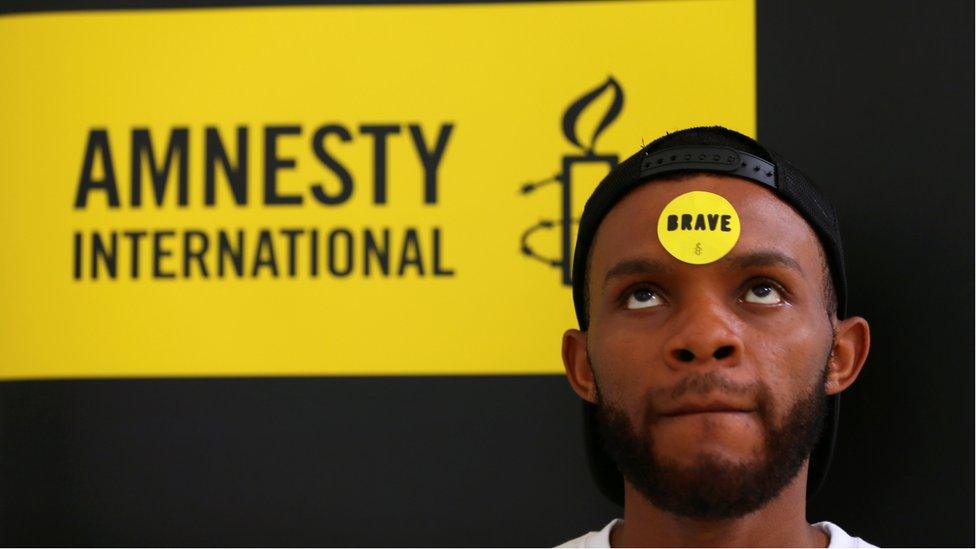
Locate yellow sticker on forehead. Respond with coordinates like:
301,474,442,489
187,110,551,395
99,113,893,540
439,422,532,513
657,191,741,264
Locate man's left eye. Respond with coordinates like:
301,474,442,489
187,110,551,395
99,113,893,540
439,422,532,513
743,283,783,305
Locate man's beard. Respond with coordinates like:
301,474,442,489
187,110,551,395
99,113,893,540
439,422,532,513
593,360,829,520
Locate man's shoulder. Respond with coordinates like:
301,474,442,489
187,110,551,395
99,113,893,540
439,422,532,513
557,519,877,548
556,519,619,548
814,520,879,548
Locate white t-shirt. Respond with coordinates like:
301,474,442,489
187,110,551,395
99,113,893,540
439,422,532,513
557,519,878,548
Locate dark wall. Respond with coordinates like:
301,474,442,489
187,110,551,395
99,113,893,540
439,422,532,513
0,377,619,546
757,2,974,546
1,1,973,546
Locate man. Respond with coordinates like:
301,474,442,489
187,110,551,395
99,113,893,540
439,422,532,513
558,127,873,547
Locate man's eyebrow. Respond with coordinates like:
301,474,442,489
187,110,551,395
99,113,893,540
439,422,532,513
602,257,674,289
723,250,805,275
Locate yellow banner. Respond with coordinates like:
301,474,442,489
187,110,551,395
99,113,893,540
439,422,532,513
0,1,755,379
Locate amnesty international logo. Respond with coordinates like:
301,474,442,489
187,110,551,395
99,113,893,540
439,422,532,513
519,77,623,285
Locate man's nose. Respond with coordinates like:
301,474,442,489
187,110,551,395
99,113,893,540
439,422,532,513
663,295,743,369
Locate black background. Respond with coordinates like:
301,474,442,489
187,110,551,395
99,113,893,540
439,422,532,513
1,1,973,546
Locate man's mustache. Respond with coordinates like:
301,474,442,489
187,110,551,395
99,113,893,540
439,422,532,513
666,369,756,400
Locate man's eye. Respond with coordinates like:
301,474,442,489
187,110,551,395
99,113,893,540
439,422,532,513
743,283,783,305
626,288,662,309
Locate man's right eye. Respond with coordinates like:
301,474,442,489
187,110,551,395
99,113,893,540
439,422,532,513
626,288,663,310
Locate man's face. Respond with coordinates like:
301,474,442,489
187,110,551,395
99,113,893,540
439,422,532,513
584,174,835,518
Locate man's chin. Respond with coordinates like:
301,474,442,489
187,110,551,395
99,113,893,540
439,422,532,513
650,434,766,468
654,444,765,469
633,452,787,519
596,374,828,519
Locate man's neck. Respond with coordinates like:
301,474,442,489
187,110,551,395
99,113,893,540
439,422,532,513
610,469,828,548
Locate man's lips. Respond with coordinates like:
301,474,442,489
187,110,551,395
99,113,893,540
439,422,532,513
659,402,755,417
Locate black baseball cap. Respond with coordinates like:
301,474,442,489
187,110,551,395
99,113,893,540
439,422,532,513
571,126,846,506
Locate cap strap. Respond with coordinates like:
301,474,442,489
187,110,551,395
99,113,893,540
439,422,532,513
639,146,777,189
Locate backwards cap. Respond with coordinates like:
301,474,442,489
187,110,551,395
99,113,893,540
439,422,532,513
572,126,846,505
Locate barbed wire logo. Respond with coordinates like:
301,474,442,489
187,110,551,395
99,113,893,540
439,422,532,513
519,76,624,285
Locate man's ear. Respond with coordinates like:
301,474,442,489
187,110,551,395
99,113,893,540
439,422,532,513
826,315,871,395
562,329,598,404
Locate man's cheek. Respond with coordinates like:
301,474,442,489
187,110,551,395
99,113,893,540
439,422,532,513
776,335,828,392
753,331,812,378
600,327,661,369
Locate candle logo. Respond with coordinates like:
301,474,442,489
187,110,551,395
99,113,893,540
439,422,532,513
519,76,624,285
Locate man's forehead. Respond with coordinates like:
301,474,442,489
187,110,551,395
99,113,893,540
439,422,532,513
588,174,823,276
